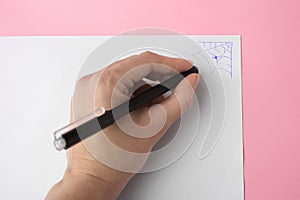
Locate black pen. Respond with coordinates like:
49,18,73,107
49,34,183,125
53,66,199,151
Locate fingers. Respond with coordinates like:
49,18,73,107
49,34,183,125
104,51,193,85
122,51,192,72
159,74,199,124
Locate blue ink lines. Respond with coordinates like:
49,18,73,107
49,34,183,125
198,41,233,78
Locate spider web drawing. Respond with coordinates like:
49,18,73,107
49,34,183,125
198,41,233,78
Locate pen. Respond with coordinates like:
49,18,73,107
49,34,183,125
53,66,199,151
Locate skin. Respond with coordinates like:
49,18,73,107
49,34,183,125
46,51,199,200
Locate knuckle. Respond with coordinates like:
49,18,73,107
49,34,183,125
76,74,90,88
140,51,161,63
141,51,156,57
101,66,122,85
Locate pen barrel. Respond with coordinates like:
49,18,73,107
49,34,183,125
112,66,198,118
58,66,198,150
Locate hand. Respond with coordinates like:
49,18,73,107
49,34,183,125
46,51,199,200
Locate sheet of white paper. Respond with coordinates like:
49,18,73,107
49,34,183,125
0,35,243,200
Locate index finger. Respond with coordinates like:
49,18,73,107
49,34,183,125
112,51,192,75
105,51,193,86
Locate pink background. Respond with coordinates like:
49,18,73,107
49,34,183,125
1,0,299,199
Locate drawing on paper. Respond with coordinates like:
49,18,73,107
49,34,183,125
198,41,233,78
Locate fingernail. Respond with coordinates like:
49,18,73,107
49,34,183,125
187,59,194,64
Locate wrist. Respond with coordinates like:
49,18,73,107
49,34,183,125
63,165,133,200
46,168,130,200
66,146,135,187
63,169,118,200
64,145,135,199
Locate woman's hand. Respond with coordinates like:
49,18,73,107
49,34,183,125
46,51,199,200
